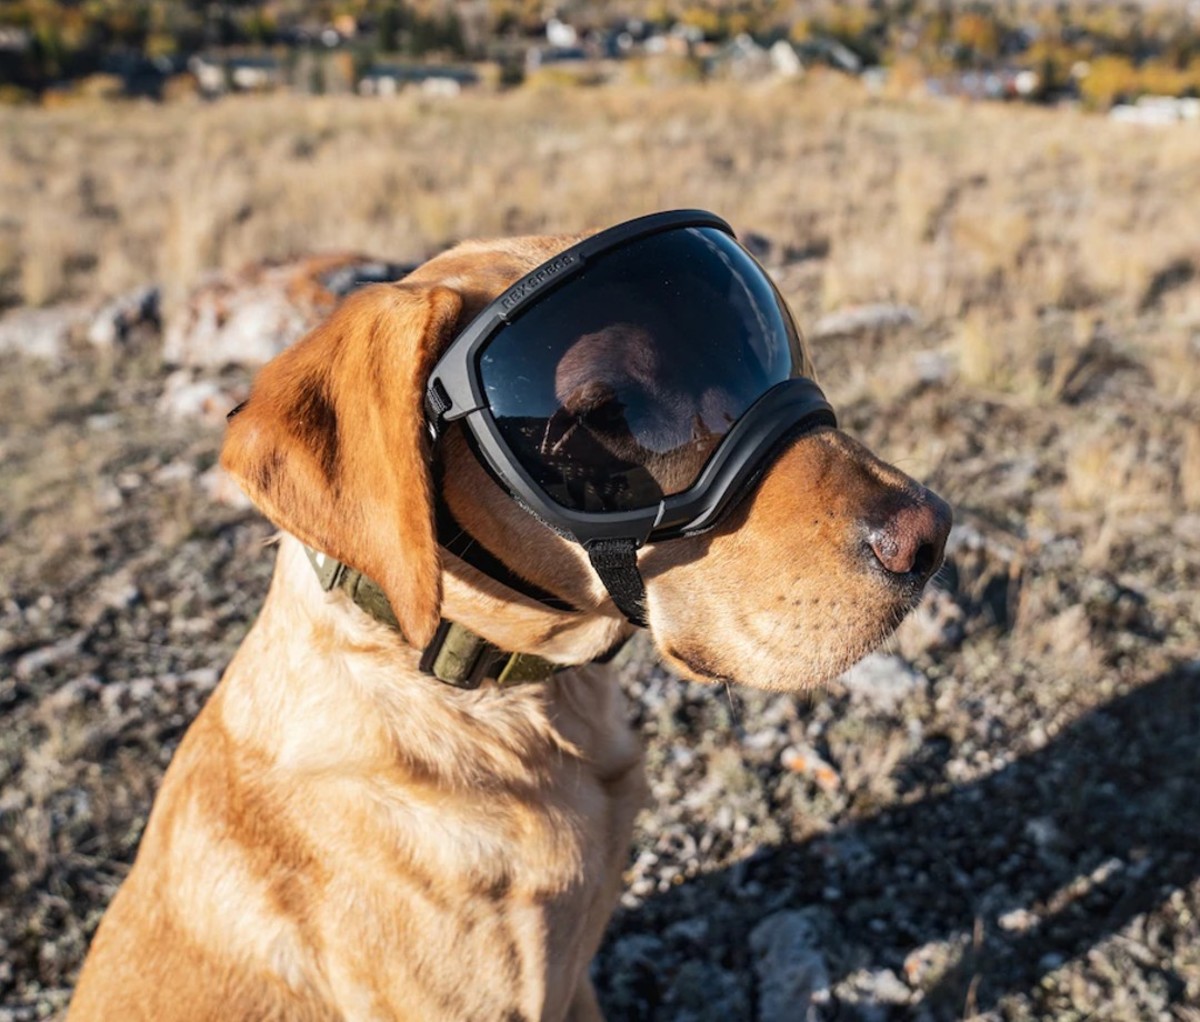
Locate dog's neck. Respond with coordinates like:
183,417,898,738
214,534,638,788
282,531,627,665
300,542,568,687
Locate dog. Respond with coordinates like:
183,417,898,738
68,229,951,1022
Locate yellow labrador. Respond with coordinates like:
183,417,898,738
69,229,950,1022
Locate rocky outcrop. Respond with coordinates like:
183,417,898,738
161,254,418,368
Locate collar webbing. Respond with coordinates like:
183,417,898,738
302,545,561,689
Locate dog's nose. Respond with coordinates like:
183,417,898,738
866,493,952,586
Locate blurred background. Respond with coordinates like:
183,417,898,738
1,2,1199,1020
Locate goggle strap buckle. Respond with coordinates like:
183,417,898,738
425,380,453,443
586,538,648,628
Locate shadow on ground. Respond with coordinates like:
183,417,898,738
596,661,1200,1020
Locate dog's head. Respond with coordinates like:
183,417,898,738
222,234,950,692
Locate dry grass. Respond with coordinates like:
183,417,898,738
2,79,1198,331
22,77,1199,540
4,79,1200,1022
2,75,1196,551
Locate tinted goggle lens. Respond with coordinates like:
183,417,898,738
477,227,814,514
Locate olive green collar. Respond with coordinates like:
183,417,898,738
303,545,564,689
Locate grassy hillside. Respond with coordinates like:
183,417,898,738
1,79,1199,1020
3,77,1199,402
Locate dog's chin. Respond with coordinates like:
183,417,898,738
654,596,920,694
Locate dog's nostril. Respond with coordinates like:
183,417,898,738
867,497,951,583
910,540,938,580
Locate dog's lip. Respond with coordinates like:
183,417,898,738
662,643,735,686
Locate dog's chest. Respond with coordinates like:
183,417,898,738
199,644,644,1019
293,734,637,1018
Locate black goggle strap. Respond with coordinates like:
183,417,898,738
435,484,579,614
586,538,649,628
428,403,567,610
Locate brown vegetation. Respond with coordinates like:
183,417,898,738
2,79,1200,1021
3,77,1199,396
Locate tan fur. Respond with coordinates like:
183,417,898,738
69,233,949,1022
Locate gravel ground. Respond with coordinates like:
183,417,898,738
1,297,1198,1021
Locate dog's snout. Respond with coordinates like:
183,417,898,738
866,493,952,585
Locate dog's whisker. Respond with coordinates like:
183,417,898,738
723,680,741,726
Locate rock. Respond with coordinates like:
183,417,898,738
79,568,140,627
0,302,91,361
741,231,774,263
837,967,913,1021
837,653,927,713
157,369,244,425
602,933,667,1015
811,303,919,341
14,633,85,681
199,465,253,509
912,349,954,385
163,253,417,368
895,588,966,660
86,285,160,349
781,743,841,792
749,909,831,1022
1038,951,1066,973
152,460,196,485
0,1000,47,1022
665,960,751,1021
1022,816,1062,851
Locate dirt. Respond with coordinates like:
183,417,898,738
1,288,1198,1021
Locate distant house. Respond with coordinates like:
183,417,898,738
643,27,693,58
525,45,590,71
1110,95,1200,126
545,18,578,48
926,68,1039,102
189,54,283,96
358,63,479,97
706,34,771,81
189,56,223,95
331,15,358,40
707,34,856,81
794,36,863,75
0,26,30,52
600,18,683,59
101,53,185,99
229,56,283,92
769,40,803,78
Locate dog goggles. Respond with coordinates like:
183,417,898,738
426,210,836,624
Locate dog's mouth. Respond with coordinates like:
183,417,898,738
661,643,737,686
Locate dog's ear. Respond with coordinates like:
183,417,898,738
221,282,463,648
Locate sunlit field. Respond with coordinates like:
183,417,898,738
2,77,1199,1020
